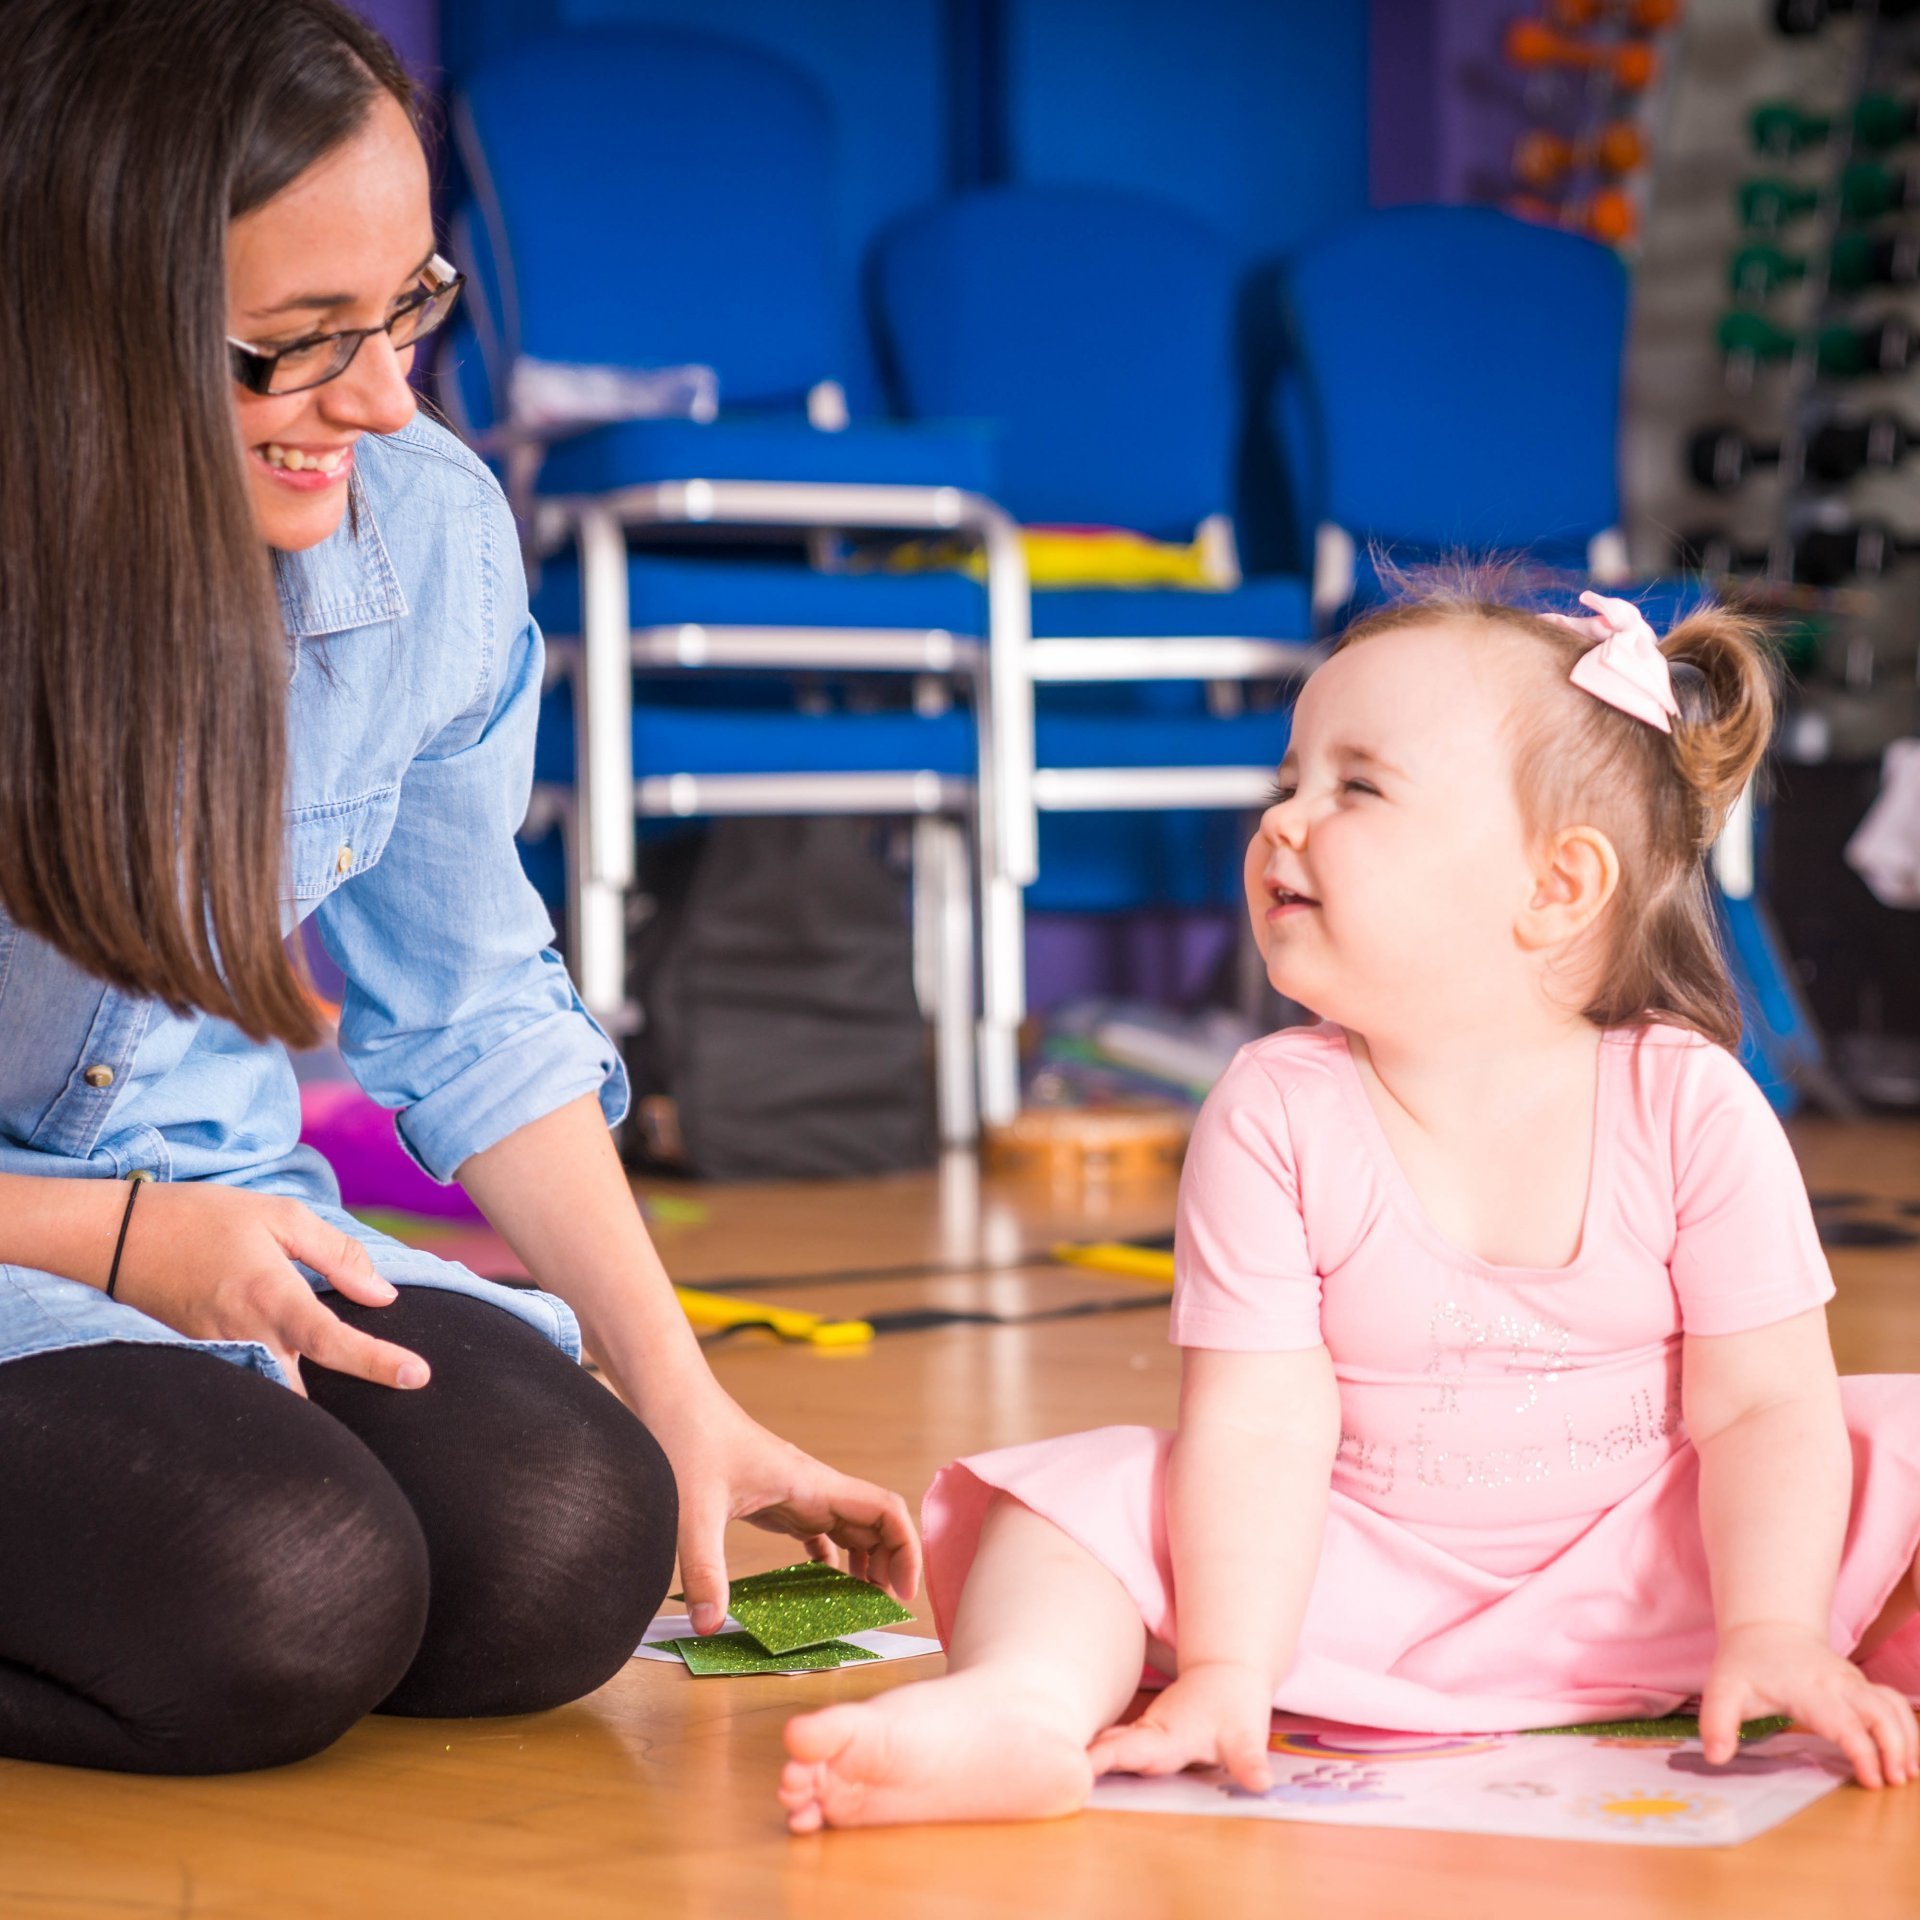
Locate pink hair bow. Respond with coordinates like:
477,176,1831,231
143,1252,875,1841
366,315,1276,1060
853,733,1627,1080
1546,590,1679,735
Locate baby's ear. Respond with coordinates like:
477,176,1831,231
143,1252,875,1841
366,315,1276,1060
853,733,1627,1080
1517,824,1620,952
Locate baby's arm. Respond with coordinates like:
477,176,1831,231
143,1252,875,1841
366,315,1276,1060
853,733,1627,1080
1685,1313,1917,1785
1089,1343,1339,1790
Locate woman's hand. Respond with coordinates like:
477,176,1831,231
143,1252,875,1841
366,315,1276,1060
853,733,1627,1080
1701,1621,1919,1787
1087,1660,1275,1794
114,1184,430,1397
647,1388,920,1634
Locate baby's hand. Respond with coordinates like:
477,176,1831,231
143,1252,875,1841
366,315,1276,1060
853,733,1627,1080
1701,1621,1918,1788
1087,1659,1274,1794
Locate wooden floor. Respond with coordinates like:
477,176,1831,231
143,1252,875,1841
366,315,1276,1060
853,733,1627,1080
5,1119,1919,1918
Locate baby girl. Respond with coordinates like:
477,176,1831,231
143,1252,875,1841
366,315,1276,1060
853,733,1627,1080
782,579,1920,1829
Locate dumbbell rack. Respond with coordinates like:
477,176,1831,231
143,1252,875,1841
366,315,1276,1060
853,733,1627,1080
1677,0,1920,740
1747,9,1892,615
1625,0,1920,1108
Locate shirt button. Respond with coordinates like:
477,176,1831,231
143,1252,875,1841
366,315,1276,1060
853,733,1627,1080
83,1065,114,1089
335,845,353,875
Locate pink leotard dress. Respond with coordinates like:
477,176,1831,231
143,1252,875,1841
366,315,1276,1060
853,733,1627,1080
923,1023,1920,1729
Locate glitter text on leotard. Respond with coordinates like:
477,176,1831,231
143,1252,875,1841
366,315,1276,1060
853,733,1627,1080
1419,1301,1575,1418
1563,1385,1684,1473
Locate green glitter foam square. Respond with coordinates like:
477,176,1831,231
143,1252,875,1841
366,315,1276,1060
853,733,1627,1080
1523,1714,1791,1742
665,1632,882,1676
724,1563,913,1656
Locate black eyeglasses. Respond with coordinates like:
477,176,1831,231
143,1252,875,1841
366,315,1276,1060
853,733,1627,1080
227,254,465,396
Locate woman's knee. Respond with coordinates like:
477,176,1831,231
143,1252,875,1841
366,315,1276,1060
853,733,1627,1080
310,1289,681,1716
0,1342,431,1776
123,1447,432,1772
376,1367,679,1718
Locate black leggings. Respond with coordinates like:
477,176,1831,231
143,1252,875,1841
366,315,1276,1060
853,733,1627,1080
0,1289,678,1775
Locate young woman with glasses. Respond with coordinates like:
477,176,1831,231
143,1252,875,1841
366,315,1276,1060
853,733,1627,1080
0,0,917,1774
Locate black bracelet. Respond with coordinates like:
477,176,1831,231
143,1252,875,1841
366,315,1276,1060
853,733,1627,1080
105,1170,152,1302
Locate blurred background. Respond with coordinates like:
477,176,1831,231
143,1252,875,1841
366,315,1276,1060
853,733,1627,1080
307,0,1920,1188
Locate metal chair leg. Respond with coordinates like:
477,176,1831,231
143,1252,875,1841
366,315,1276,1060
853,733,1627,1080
977,868,1024,1127
574,506,636,1032
914,816,979,1147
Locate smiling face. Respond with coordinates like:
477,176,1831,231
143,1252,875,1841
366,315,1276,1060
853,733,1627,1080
225,91,431,551
1245,622,1548,1040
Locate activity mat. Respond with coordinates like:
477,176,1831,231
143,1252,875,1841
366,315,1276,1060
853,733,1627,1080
1088,1713,1854,1847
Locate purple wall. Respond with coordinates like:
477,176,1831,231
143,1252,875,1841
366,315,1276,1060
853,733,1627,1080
350,0,439,83
1369,0,1544,209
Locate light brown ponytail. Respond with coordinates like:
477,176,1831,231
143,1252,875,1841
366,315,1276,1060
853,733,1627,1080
1662,607,1778,848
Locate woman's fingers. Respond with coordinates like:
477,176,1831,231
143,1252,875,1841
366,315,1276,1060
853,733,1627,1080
828,1487,920,1601
274,1204,398,1310
262,1340,311,1398
279,1282,430,1390
675,1499,732,1636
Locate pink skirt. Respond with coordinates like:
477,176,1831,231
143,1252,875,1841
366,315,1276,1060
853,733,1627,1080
922,1375,1920,1731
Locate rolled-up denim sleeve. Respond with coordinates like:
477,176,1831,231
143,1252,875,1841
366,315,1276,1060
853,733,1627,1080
313,504,628,1182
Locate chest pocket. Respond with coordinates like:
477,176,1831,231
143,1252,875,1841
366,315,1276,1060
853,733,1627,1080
285,785,400,905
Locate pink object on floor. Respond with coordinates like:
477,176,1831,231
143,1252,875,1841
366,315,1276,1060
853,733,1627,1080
299,1081,482,1221
923,1022,1920,1732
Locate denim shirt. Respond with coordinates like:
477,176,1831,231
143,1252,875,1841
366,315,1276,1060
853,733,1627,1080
0,415,625,1376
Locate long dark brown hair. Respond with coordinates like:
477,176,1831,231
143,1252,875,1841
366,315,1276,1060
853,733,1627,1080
0,0,415,1045
1338,563,1776,1050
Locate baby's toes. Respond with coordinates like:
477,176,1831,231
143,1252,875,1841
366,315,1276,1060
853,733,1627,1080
778,1762,827,1831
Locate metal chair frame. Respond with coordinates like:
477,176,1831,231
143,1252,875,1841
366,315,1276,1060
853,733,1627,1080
529,480,1034,1133
1003,589,1319,925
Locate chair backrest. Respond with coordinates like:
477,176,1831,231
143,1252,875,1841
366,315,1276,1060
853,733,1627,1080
870,186,1241,538
1279,205,1626,554
454,26,846,415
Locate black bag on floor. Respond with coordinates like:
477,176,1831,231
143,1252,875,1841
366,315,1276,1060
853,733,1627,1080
624,819,936,1179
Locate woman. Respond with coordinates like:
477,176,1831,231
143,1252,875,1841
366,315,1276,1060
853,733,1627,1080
0,0,916,1774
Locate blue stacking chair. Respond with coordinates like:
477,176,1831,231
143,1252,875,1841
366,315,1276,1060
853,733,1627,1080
1279,204,1830,1112
1277,204,1639,624
443,27,1035,1134
871,186,1315,922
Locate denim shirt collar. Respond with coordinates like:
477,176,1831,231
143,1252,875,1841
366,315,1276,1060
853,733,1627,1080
273,474,411,644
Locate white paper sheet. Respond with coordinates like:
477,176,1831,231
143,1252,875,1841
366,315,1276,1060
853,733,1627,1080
1088,1717,1852,1848
632,1611,943,1674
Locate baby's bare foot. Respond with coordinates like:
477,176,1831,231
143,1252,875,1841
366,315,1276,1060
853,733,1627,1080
779,1677,1093,1831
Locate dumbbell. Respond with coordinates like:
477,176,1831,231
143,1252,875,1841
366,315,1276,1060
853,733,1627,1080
1718,309,1920,376
1739,164,1920,230
1839,160,1920,219
1675,521,1920,585
1738,176,1820,231
1751,95,1920,157
1504,20,1659,90
1549,0,1681,26
1509,187,1639,244
1775,0,1920,35
1513,121,1647,189
1729,231,1920,295
1686,412,1916,491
